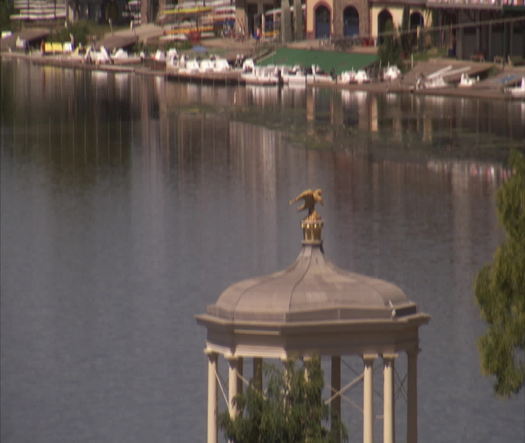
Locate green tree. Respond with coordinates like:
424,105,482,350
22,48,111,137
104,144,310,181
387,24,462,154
475,150,525,396
0,0,14,30
219,357,347,442
50,20,91,45
377,22,403,70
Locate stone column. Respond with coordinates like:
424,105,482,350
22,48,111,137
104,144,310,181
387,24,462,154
383,353,397,443
281,0,292,43
363,354,377,443
407,350,419,443
206,350,218,443
331,356,341,442
141,0,149,24
293,0,304,40
227,356,240,418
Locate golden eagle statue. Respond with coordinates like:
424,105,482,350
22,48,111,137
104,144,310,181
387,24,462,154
289,189,323,220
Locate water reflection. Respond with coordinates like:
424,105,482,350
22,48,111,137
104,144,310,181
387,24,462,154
1,60,524,443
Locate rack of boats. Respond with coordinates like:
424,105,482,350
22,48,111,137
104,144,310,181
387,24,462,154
165,51,402,87
25,44,525,99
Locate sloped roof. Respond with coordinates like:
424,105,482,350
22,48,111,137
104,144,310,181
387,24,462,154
97,34,138,50
257,48,378,74
19,28,50,41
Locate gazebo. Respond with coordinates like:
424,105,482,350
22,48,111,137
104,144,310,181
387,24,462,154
196,189,430,443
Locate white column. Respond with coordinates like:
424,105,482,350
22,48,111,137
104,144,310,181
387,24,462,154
227,356,240,418
383,353,397,443
331,356,341,442
237,358,244,397
407,350,419,443
205,350,218,443
363,354,377,443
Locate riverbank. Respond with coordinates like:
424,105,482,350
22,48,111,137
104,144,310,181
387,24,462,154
2,48,524,101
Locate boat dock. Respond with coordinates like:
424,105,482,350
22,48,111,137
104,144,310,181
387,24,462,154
166,68,244,85
2,51,524,100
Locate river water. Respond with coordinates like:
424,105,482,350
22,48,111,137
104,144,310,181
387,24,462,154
1,58,524,443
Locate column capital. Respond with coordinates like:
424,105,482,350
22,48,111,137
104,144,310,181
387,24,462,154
204,348,218,358
362,353,378,363
225,353,239,363
382,353,399,361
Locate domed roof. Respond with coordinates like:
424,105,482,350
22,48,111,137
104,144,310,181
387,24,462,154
207,243,416,323
206,189,417,324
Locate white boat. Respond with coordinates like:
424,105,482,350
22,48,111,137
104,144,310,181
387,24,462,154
312,65,335,84
211,57,230,72
506,77,525,98
424,76,448,89
417,65,470,89
179,58,200,73
355,70,370,84
241,66,280,86
199,59,214,73
458,73,478,88
281,65,302,85
153,50,166,62
111,48,142,64
242,58,255,72
287,73,309,87
339,70,356,84
383,65,401,81
85,46,112,64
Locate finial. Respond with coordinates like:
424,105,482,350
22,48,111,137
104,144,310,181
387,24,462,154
289,189,324,245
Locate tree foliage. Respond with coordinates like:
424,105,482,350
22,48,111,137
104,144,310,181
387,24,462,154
377,22,403,71
475,150,525,396
0,0,14,30
219,357,347,443
50,20,91,45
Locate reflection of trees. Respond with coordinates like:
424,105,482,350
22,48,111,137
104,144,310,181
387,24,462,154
6,60,522,198
2,62,136,188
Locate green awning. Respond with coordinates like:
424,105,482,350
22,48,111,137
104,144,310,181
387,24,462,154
257,48,378,75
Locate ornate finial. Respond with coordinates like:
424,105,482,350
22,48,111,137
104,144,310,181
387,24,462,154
289,189,324,245
289,189,323,221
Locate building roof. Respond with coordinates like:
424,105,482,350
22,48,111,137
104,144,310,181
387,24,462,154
257,48,378,75
207,243,417,323
97,34,138,50
18,28,50,42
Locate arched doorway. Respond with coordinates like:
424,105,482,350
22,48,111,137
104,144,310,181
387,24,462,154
409,12,424,48
410,11,424,29
315,5,331,39
343,6,359,37
103,0,120,23
378,9,393,44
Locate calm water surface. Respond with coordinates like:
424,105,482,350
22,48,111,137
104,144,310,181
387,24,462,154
1,59,524,443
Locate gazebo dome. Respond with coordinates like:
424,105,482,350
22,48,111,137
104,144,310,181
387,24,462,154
208,244,417,323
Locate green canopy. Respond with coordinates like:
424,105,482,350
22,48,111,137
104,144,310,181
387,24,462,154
257,48,378,75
